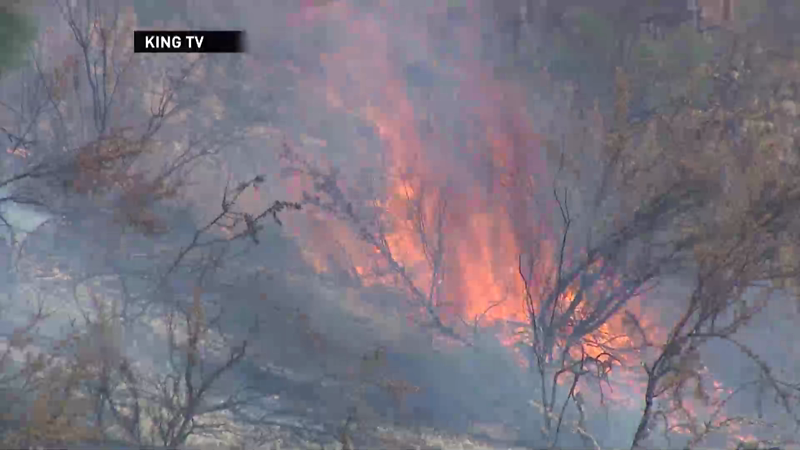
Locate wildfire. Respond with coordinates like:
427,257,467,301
290,0,651,361
278,0,747,445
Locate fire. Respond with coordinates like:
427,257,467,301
279,1,746,444
294,0,639,353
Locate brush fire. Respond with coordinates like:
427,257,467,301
264,0,800,448
2,0,800,449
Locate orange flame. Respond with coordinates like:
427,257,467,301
291,0,649,356
282,1,742,442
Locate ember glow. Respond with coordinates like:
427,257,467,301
297,0,547,327
277,0,747,445
289,0,651,362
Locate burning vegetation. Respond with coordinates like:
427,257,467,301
1,0,800,449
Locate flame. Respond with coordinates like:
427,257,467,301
291,0,648,356
307,1,546,328
280,0,746,443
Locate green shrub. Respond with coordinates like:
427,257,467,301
0,4,36,76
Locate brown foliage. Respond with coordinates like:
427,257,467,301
619,29,800,450
0,307,104,447
70,132,146,195
114,173,181,235
64,131,185,234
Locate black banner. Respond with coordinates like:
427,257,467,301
133,30,246,53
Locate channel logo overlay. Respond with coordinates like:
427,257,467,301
133,31,246,53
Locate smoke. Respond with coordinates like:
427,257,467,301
0,187,51,237
160,0,586,444
3,1,798,449
0,0,593,446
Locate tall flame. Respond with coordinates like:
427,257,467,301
279,2,747,445
303,0,554,330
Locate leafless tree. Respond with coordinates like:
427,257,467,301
626,30,800,449
0,1,304,448
77,285,256,447
279,141,462,344
510,21,800,450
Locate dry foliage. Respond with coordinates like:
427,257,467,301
0,2,300,448
4,2,800,450
0,305,104,447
